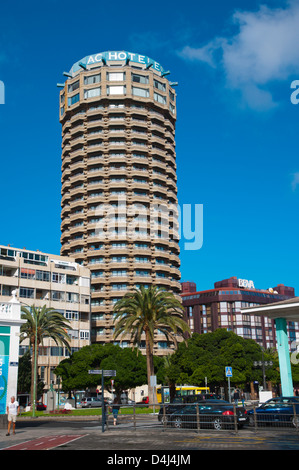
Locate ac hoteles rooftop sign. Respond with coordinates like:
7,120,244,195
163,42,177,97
69,50,165,75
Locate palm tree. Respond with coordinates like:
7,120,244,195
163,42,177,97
20,305,71,409
113,286,190,404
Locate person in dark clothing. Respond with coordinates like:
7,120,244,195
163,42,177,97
111,398,120,425
233,389,240,405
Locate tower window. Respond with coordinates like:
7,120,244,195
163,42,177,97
107,85,126,95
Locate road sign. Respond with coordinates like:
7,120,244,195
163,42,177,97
87,369,116,433
150,375,157,387
88,369,116,376
225,366,233,403
103,370,116,377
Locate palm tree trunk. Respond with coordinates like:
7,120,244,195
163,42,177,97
145,330,155,405
31,342,35,408
30,341,38,410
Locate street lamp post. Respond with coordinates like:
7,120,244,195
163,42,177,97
57,377,60,412
253,351,273,391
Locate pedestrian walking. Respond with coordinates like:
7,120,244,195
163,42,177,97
6,396,20,436
233,388,240,406
110,397,121,426
240,391,245,407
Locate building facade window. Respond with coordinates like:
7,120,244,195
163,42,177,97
132,87,149,98
84,73,101,85
68,93,80,106
132,73,149,84
52,272,66,283
107,85,126,95
154,80,166,92
84,87,101,99
68,80,80,93
19,287,34,299
154,92,166,105
107,72,125,81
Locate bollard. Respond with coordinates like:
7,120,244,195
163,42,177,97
233,404,238,433
106,408,109,431
253,403,257,432
196,404,200,433
162,404,166,431
293,403,298,431
133,404,136,431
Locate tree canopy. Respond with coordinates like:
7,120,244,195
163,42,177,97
53,329,299,399
54,343,148,398
166,329,280,389
17,351,44,398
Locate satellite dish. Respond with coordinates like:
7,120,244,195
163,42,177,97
269,288,274,293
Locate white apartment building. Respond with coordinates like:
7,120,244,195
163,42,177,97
0,244,91,394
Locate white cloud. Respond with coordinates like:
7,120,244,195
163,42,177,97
179,40,222,68
179,1,299,110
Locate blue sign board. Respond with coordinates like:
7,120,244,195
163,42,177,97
0,355,9,414
0,333,10,414
225,366,233,377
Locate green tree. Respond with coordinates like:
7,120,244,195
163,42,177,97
17,351,45,401
54,358,74,399
168,329,279,395
55,344,147,399
20,305,71,408
17,350,32,396
99,345,147,399
113,286,190,403
55,344,102,395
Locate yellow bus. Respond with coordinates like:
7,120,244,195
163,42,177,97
156,385,210,403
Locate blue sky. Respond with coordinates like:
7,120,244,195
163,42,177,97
0,0,299,293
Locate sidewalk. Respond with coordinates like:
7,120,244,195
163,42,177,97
1,416,299,451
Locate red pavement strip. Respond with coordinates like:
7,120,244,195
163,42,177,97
3,434,86,450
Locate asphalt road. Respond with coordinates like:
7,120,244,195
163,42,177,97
1,415,299,453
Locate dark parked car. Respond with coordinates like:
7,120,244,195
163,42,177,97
247,397,299,427
158,394,222,425
158,397,184,424
185,393,221,403
167,400,248,430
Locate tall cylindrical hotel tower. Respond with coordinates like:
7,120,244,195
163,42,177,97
59,51,180,354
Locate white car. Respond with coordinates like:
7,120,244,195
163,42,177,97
81,397,104,408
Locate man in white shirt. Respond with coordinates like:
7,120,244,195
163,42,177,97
6,396,20,436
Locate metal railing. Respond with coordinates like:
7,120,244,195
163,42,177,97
102,400,299,433
158,402,244,432
248,402,299,431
